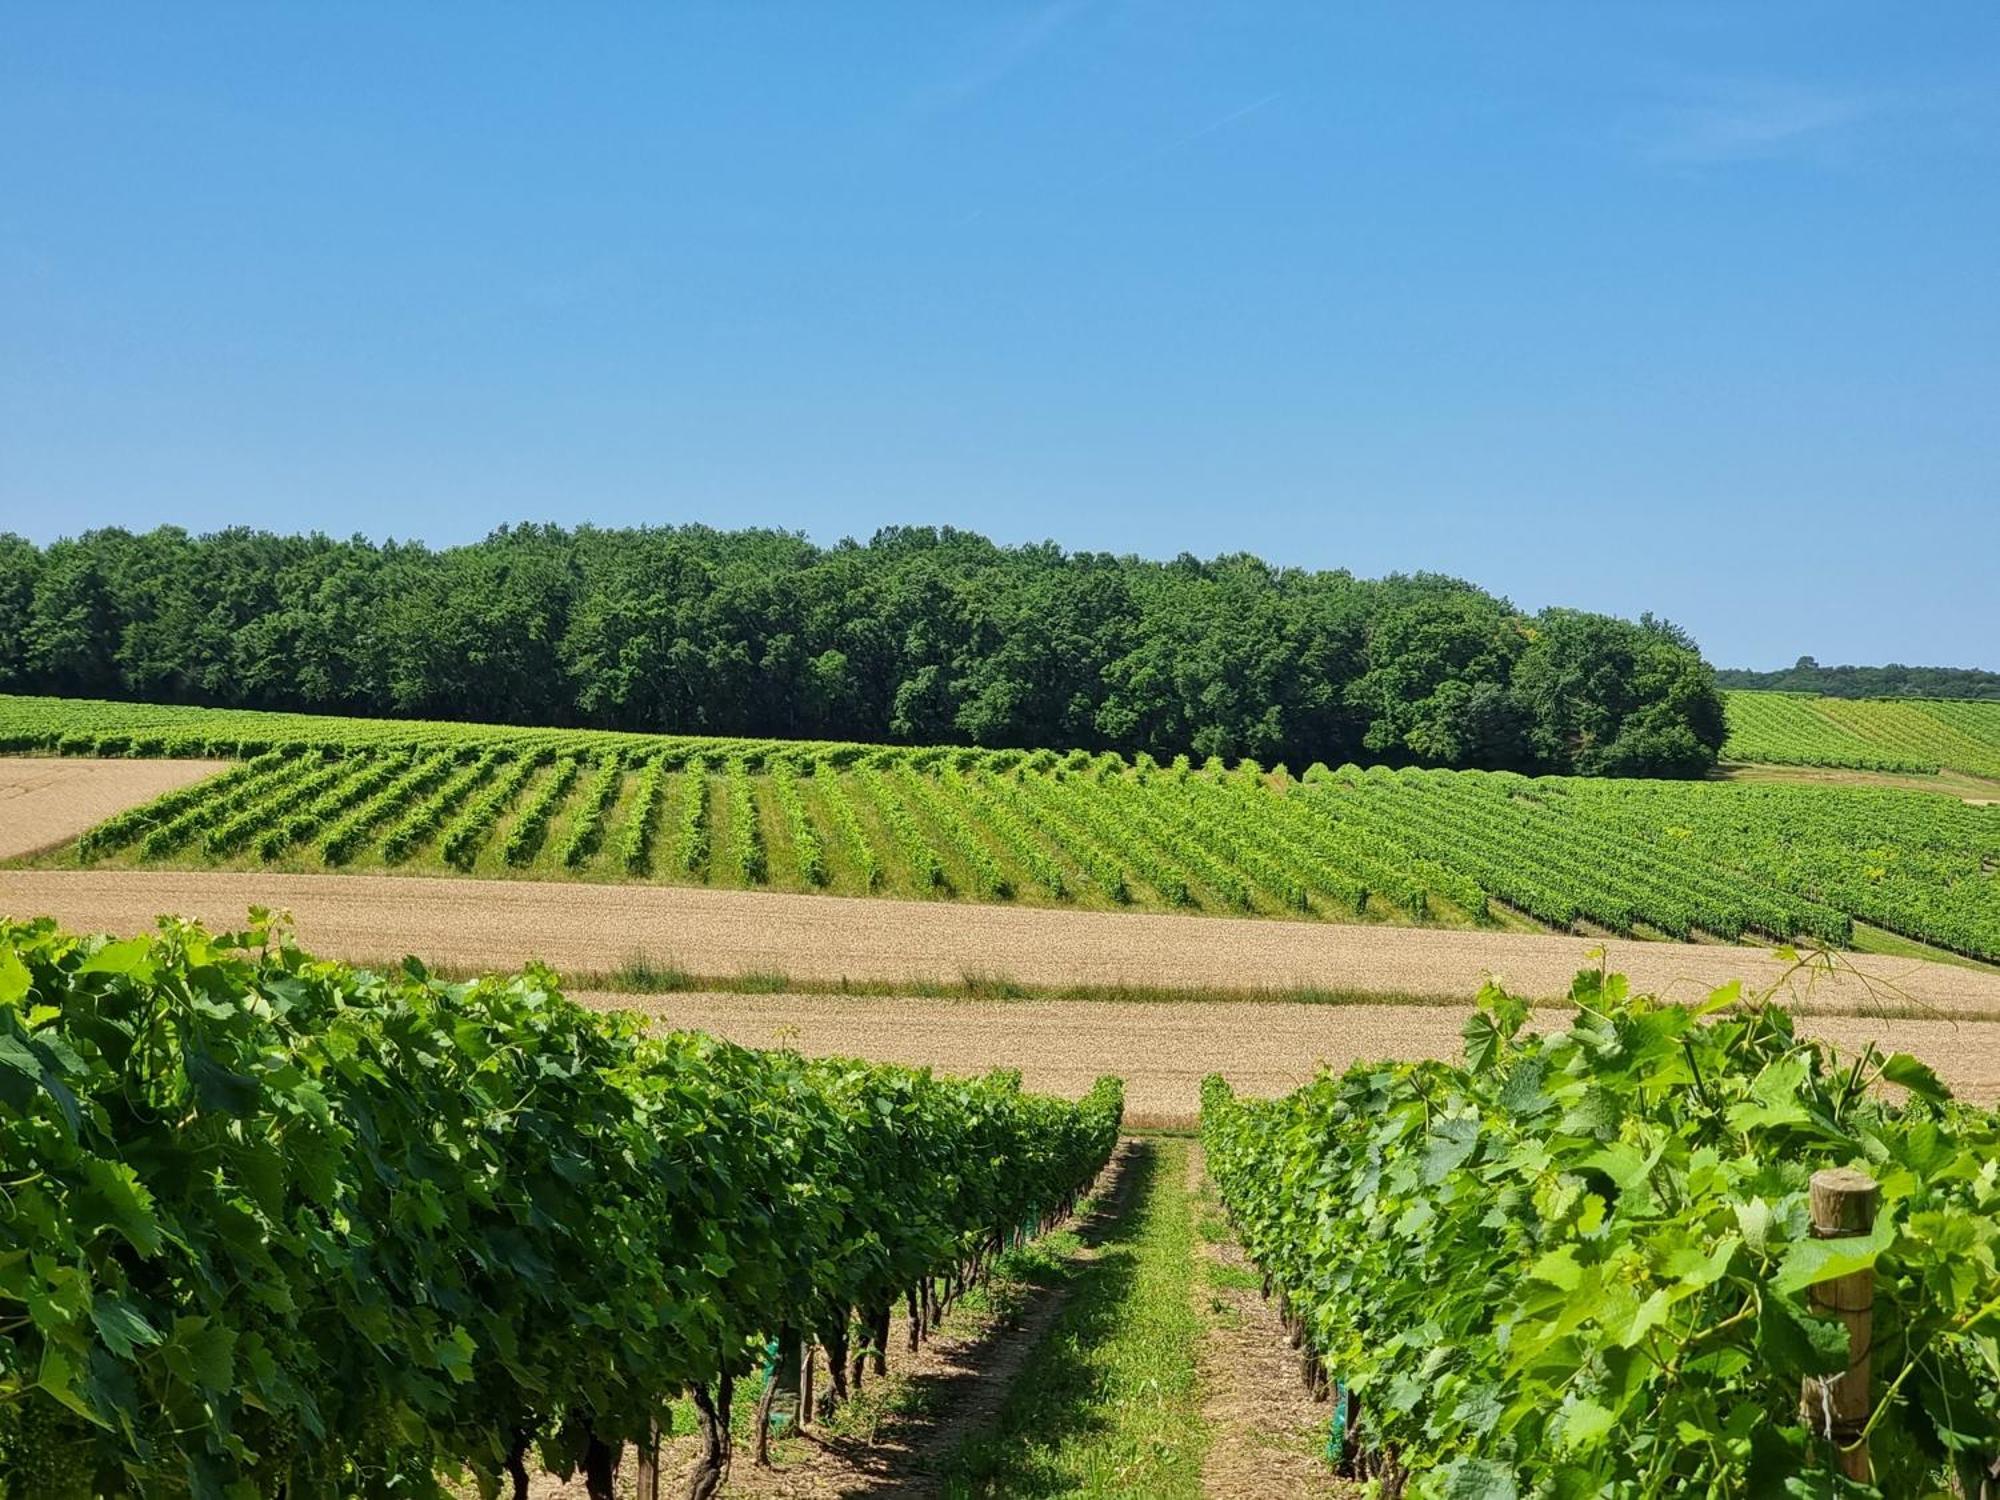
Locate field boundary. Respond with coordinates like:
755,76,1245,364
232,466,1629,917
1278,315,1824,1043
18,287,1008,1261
6,866,1999,1018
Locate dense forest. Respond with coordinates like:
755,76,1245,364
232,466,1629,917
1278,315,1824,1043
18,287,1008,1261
0,524,1726,776
1716,657,2000,701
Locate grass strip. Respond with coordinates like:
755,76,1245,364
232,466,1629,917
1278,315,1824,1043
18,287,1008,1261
555,957,1470,1009
939,1138,1206,1499
441,956,1999,1021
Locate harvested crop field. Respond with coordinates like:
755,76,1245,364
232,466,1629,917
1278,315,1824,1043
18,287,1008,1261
593,992,2000,1126
4,867,2000,1016
0,757,228,860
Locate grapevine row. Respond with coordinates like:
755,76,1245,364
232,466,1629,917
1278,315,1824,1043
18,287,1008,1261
502,755,584,866
621,756,669,874
816,770,882,889
379,749,505,862
321,750,461,863
257,750,413,859
558,756,624,868
855,769,945,889
439,753,543,869
1202,968,2000,1494
893,768,1011,898
942,768,1067,898
1,916,1123,1498
725,761,767,883
769,763,827,885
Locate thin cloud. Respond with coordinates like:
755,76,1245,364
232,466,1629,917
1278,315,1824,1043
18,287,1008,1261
1085,91,1285,189
918,0,1088,112
1641,78,1875,165
1177,91,1285,149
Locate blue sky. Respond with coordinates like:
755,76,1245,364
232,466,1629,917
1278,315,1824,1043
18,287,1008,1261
2,3,1995,669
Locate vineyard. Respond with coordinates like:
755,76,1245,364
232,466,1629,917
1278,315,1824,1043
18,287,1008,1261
1202,968,2000,1495
0,916,1122,1498
1724,691,2000,780
5,694,1999,966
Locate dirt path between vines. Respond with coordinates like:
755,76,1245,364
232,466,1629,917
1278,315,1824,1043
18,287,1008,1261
5,868,1998,1016
584,992,2000,1127
1191,1142,1359,1499
0,758,226,859
520,1143,1142,1499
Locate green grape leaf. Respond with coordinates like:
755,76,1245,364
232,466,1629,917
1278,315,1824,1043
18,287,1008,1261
1771,1213,1894,1296
89,1295,163,1359
183,1040,260,1116
437,1325,477,1384
38,1344,111,1428
82,1158,164,1255
0,1029,81,1138
0,946,31,1006
1559,1397,1617,1451
1435,1455,1520,1499
1735,1196,1775,1254
77,937,154,977
163,1316,237,1393
1757,1290,1851,1377
1529,1247,1584,1292
1877,1053,1948,1103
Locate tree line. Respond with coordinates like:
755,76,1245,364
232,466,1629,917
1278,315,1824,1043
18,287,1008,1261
0,523,1727,776
1716,656,2000,701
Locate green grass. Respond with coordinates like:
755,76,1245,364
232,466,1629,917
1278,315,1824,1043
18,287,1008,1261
939,1139,1207,1499
1849,921,2000,975
537,956,1470,1008
436,954,2000,1020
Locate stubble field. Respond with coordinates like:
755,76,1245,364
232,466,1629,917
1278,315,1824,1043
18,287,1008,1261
598,991,2000,1126
0,756,229,859
6,867,2000,1014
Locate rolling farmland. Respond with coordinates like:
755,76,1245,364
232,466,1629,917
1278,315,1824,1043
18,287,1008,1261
5,693,1999,964
1724,689,2000,780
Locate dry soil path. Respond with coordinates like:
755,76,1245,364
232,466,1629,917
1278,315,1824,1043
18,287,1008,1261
515,1145,1142,1500
591,992,2000,1126
4,868,1998,1016
1192,1141,1359,1499
0,757,227,859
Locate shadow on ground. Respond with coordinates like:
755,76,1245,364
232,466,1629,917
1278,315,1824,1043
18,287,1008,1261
929,1142,1156,1499
761,1142,1151,1499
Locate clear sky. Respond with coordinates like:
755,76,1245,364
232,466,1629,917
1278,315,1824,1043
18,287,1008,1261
3,4,1995,669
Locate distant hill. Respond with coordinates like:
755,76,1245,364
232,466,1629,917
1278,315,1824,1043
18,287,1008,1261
1717,658,2000,701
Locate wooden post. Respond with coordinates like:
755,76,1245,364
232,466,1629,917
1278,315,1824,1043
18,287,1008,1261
798,1342,816,1431
1801,1167,1879,1482
634,1416,661,1500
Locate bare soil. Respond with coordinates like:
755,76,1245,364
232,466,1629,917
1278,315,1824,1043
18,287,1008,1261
1192,1143,1359,1500
5,868,1998,1017
515,1145,1141,1499
0,758,228,859
586,992,2000,1126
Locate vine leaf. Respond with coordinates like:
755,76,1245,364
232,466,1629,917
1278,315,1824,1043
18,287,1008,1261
0,946,30,1005
89,1295,163,1360
1878,1053,1947,1103
82,1159,164,1256
1770,1212,1895,1296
